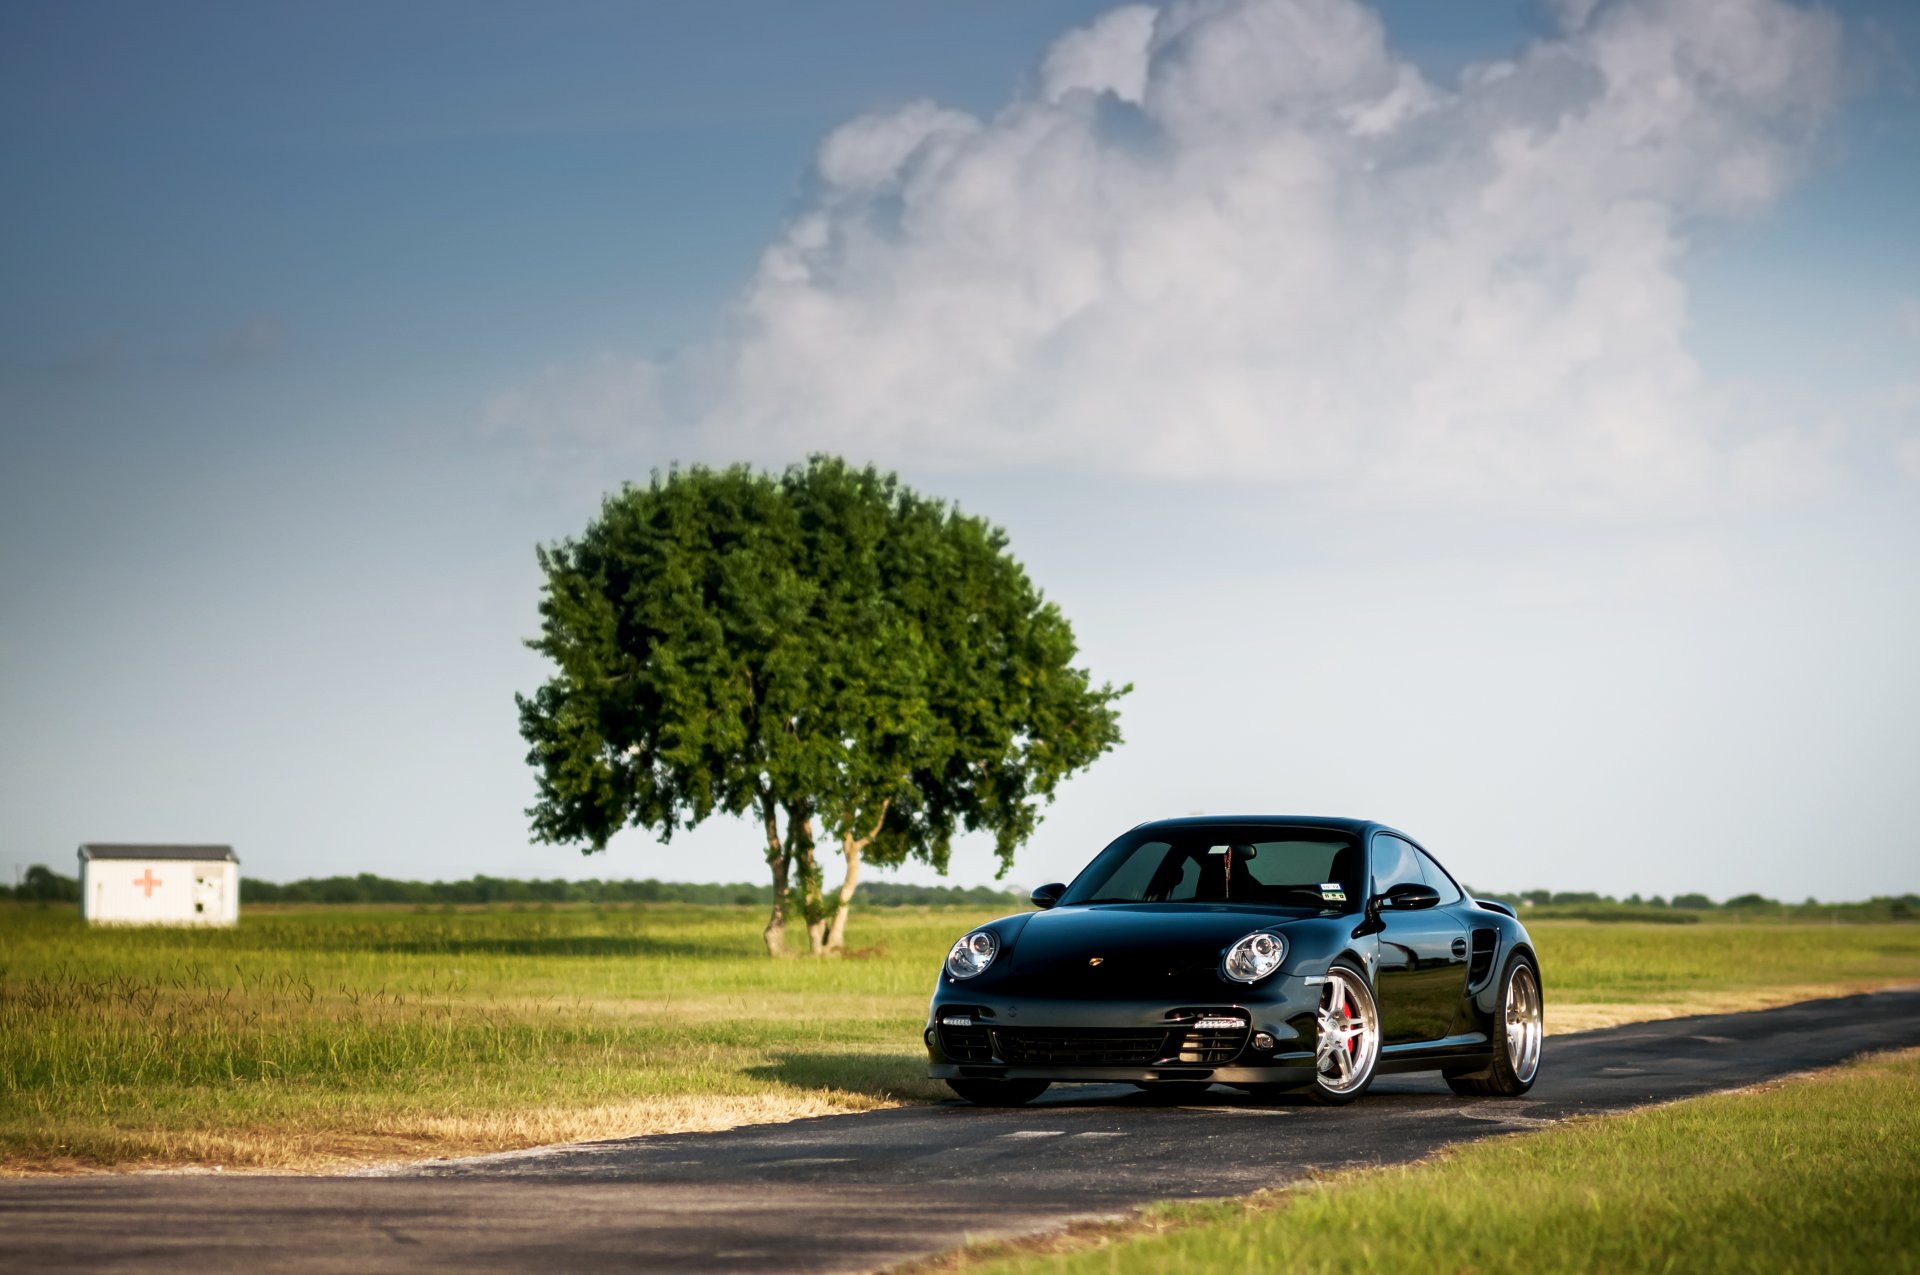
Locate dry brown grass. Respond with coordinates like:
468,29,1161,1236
9,1090,900,1178
354,1090,898,1172
1544,979,1917,1034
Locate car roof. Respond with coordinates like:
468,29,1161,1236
1133,814,1384,837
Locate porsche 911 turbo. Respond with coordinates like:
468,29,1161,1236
925,816,1542,1106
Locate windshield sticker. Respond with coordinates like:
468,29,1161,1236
1319,883,1347,902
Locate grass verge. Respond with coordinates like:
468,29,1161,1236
908,1048,1920,1275
2,905,1916,1174
0,904,962,1173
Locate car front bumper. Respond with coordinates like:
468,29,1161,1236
926,1060,1320,1085
924,979,1329,1085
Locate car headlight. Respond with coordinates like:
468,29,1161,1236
1222,931,1287,983
946,929,999,979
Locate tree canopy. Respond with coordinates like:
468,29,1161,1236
517,457,1128,954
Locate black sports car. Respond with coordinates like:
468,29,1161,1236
925,816,1542,1106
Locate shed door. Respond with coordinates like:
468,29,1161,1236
193,872,223,918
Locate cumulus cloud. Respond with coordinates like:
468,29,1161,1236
1040,5,1158,104
496,0,1846,506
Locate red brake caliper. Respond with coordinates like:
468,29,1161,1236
1342,993,1356,1057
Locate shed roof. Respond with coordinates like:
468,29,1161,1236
78,843,239,863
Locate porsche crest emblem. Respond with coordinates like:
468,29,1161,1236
1088,956,1104,967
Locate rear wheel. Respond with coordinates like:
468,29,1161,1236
1447,951,1542,1098
946,1078,1050,1106
1303,959,1380,1106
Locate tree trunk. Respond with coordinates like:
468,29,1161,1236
786,801,830,955
819,799,887,955
823,834,862,953
759,790,789,958
805,900,828,954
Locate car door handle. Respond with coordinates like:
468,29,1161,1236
1451,938,1468,957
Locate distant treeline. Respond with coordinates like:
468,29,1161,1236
1491,889,1755,909
1484,888,1920,911
4,865,1914,918
237,874,1027,908
241,874,781,906
1475,889,1920,923
0,866,1020,909
5,866,81,904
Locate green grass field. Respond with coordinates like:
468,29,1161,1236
3,903,1917,1173
930,1047,1920,1275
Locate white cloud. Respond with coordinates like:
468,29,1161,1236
497,0,1846,508
1039,5,1157,104
813,100,981,193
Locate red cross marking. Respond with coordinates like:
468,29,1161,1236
134,868,163,898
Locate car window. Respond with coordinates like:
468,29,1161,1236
1061,827,1362,906
1414,847,1463,905
1240,841,1356,890
1370,834,1425,895
1143,843,1246,902
1096,840,1172,900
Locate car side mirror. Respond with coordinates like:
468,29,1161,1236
1030,883,1066,910
1370,882,1441,913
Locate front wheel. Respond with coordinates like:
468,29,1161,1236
1447,951,1543,1098
1303,959,1381,1106
946,1078,1050,1106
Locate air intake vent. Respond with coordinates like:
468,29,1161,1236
1468,928,1498,986
935,1006,994,1061
989,1028,1172,1066
1174,1023,1249,1063
1166,1008,1250,1063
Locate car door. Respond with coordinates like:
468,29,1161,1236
1370,833,1469,1045
1411,842,1476,1038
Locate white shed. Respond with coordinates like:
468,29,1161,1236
79,844,240,926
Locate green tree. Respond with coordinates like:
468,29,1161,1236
17,865,80,904
517,457,1128,955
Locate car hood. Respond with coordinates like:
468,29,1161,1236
1005,903,1309,983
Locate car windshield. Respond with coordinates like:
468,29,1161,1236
1059,826,1363,909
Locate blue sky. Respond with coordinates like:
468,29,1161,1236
3,0,1917,900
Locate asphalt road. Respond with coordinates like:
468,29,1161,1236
5,987,1918,1274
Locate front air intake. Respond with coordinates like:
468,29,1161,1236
1166,1008,1250,1063
934,1006,994,1061
989,1027,1172,1065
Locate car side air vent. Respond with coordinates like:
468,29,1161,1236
1468,928,1498,986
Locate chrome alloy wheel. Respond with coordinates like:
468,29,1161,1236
1503,961,1543,1083
1314,966,1380,1093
